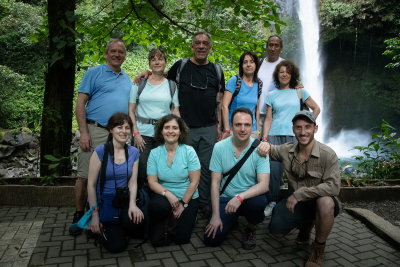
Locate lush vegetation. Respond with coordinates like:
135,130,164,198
342,121,400,186
1,0,399,176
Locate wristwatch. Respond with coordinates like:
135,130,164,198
179,199,188,208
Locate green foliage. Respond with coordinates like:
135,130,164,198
320,0,357,42
0,0,45,131
352,120,400,181
0,65,43,130
320,0,400,42
41,154,71,185
73,0,285,67
383,34,400,69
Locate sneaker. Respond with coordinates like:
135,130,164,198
305,241,325,267
69,211,84,236
264,202,276,217
242,228,256,250
296,223,313,245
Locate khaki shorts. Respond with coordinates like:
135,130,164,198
77,124,109,178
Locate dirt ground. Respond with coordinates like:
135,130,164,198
344,200,400,226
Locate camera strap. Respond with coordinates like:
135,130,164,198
99,142,129,203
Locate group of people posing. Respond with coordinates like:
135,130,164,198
69,32,341,267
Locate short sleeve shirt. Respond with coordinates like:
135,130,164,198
265,88,310,136
78,64,132,126
147,144,200,199
226,76,259,131
167,59,225,128
129,79,179,137
209,137,270,198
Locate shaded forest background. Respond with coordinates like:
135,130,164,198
0,0,399,175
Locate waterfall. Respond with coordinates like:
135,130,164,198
296,0,370,158
297,0,325,141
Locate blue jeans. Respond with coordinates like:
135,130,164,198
204,195,268,246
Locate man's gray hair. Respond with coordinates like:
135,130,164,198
192,31,212,45
267,35,283,48
104,38,126,54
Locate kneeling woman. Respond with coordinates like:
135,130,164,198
87,112,146,253
147,114,200,246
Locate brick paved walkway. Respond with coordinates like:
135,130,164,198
0,206,399,267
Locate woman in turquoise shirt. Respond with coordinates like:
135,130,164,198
221,51,262,140
129,48,180,189
261,60,320,217
147,114,200,246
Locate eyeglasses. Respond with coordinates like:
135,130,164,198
190,73,208,90
192,41,210,47
290,156,308,180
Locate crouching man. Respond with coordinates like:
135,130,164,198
263,110,341,267
204,108,270,250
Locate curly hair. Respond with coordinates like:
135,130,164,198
154,114,189,145
273,60,300,89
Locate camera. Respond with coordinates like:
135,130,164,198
112,187,130,208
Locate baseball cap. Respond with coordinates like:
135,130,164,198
292,110,316,124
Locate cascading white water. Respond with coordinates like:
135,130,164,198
297,0,324,141
296,0,370,158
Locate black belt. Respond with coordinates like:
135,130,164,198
86,119,107,129
136,116,158,125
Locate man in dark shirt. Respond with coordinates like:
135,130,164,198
167,32,225,216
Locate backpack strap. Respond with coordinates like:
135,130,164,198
228,75,242,108
220,139,260,195
168,79,177,109
256,78,263,98
99,142,110,199
213,62,223,92
297,88,309,111
176,58,189,85
136,78,148,105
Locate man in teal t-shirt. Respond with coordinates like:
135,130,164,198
204,107,270,250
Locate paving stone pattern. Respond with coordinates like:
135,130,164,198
0,206,399,266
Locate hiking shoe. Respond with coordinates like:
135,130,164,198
242,228,256,250
264,201,276,217
69,211,84,236
296,223,313,245
305,241,325,267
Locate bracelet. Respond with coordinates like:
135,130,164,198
133,132,140,136
224,129,231,133
262,136,268,141
93,209,99,213
162,189,168,196
235,194,244,203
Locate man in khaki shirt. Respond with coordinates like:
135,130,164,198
262,110,340,267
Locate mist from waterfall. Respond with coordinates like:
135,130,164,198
296,0,370,159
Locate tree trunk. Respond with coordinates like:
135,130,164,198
40,0,76,176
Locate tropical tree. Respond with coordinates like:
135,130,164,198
39,0,284,176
